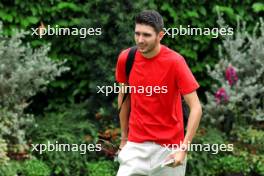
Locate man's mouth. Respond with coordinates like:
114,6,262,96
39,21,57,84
138,44,146,49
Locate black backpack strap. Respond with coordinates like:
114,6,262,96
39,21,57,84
118,46,137,114
125,46,137,80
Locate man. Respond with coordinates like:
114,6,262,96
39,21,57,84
115,10,202,176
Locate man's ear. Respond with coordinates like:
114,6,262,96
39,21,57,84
158,31,164,41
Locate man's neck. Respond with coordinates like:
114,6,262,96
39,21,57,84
142,44,161,59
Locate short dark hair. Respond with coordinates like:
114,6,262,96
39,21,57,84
135,10,164,33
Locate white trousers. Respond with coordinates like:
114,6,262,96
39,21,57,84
116,141,187,176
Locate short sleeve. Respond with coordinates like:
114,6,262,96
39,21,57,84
174,55,200,95
115,49,129,83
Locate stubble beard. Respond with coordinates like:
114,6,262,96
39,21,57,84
138,38,159,55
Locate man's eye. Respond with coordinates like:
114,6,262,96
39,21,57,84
143,34,151,37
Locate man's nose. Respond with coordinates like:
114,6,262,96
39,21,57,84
138,35,144,43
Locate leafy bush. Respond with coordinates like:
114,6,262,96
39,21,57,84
186,127,228,176
203,16,264,131
201,15,264,176
255,155,264,175
18,159,51,176
0,161,20,176
86,160,118,176
0,159,51,176
0,2,261,104
0,138,9,164
217,155,250,174
0,21,69,158
27,103,99,175
231,126,264,152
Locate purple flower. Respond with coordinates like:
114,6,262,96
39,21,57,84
225,65,238,86
215,88,229,104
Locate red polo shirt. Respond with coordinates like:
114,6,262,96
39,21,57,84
115,45,199,145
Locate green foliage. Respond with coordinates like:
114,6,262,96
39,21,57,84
19,159,51,176
203,16,264,130
230,126,264,154
0,23,69,108
187,127,227,176
0,0,260,112
0,159,51,176
0,138,9,165
27,103,99,175
187,127,264,176
216,155,250,174
0,1,262,175
86,160,118,176
0,0,260,124
0,107,34,152
194,127,226,144
244,153,264,176
0,161,20,176
255,155,264,175
252,2,264,13
186,124,264,176
233,127,264,145
0,21,69,157
201,14,264,176
158,0,259,90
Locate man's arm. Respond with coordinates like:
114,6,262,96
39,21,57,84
166,91,202,168
118,83,131,149
182,91,202,147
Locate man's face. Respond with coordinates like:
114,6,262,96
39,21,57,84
134,24,162,54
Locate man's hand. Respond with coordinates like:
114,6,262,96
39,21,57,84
119,138,127,150
164,151,186,168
